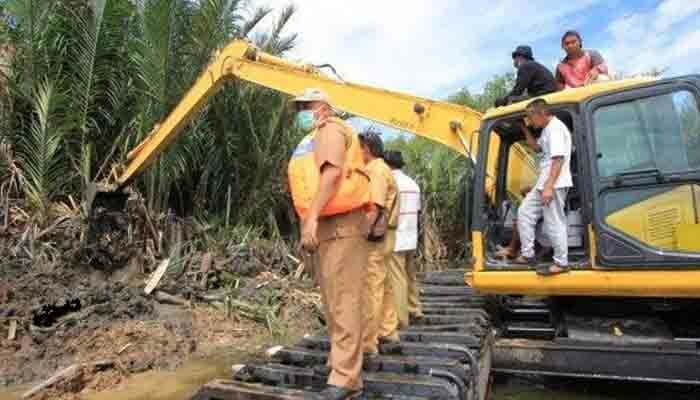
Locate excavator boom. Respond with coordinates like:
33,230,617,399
111,40,492,190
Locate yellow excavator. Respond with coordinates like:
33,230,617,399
94,40,700,399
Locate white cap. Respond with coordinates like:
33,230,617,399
290,88,331,105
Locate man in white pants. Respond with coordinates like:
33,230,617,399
515,99,572,275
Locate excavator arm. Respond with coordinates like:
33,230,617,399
103,39,536,212
111,40,484,189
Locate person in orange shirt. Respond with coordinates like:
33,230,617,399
359,131,401,356
289,88,369,400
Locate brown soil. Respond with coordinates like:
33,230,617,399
0,200,321,399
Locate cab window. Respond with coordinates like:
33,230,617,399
593,90,700,178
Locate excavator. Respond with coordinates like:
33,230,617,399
92,40,700,399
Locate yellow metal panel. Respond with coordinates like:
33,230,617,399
506,143,537,201
234,58,481,158
605,185,699,252
483,78,656,120
471,231,484,273
677,225,700,251
473,269,700,298
588,224,598,269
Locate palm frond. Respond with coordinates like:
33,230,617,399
239,5,271,39
255,4,296,54
15,79,67,219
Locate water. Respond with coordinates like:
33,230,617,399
492,375,699,400
0,352,242,400
2,357,698,400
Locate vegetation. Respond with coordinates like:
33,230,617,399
385,73,514,261
0,0,301,234
385,136,471,261
448,73,514,113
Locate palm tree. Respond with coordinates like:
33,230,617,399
0,0,301,233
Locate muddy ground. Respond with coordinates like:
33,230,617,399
0,199,321,399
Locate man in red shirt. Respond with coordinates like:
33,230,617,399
555,31,610,89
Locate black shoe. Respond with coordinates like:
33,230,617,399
409,312,424,323
378,335,400,345
313,385,362,400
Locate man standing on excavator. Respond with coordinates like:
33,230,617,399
495,45,558,107
514,99,572,276
288,88,370,400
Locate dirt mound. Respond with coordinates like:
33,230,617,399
0,201,321,398
0,267,169,385
0,201,182,387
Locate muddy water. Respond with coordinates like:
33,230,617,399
3,359,698,400
0,351,243,400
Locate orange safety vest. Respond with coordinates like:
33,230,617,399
288,118,369,220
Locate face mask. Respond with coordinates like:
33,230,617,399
295,110,316,133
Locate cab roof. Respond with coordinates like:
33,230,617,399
482,78,657,120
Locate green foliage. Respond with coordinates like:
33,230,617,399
448,73,514,112
16,79,67,220
386,73,514,258
386,135,471,258
1,0,300,233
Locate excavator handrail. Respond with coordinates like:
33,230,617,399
112,39,536,199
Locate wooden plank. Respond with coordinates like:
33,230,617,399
8,319,17,340
144,258,170,295
22,360,113,399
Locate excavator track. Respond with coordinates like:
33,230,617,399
192,267,700,399
191,270,494,400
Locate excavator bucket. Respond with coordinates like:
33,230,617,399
84,182,129,218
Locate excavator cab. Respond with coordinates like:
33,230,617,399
467,75,700,384
480,107,586,269
471,75,700,291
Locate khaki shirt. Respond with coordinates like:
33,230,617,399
366,158,400,228
314,120,366,241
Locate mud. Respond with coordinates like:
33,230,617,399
0,265,194,386
0,201,321,399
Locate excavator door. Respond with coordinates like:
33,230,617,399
585,76,700,268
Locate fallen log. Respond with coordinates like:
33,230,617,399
8,319,17,340
144,258,170,295
22,360,114,399
154,290,190,307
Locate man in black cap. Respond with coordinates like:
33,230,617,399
495,45,558,107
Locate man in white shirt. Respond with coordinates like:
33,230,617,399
384,151,423,327
515,99,572,275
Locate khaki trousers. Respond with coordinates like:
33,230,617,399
405,251,422,317
317,211,369,390
387,251,409,329
363,230,399,354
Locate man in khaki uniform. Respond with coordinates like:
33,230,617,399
359,131,400,355
291,89,369,400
